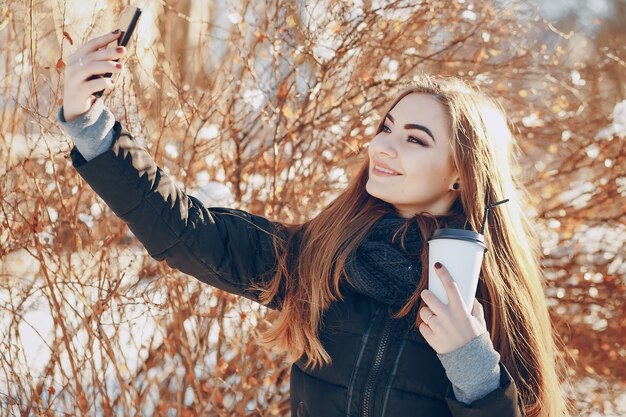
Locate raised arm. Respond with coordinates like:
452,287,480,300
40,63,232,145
57,101,284,311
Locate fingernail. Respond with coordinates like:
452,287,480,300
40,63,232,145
434,262,442,269
116,46,125,53
116,63,122,69
112,29,121,34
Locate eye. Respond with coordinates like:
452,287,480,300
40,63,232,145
408,136,427,146
380,123,428,146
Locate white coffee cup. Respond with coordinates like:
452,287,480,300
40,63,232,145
427,228,487,314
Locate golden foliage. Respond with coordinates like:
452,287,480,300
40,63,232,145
0,0,624,415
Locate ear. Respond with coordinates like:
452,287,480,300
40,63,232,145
450,176,461,191
449,166,460,185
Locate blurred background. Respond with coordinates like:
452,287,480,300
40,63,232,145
0,0,624,415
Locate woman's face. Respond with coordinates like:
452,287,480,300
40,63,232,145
366,93,460,218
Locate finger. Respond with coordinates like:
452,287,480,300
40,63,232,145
73,61,123,80
419,306,433,323
472,298,484,320
434,262,464,308
76,31,122,57
420,309,443,333
83,76,116,95
85,45,126,64
420,289,447,317
419,321,433,341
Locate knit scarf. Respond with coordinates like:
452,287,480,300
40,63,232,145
344,211,467,308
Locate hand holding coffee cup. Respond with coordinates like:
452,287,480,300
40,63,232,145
418,199,510,353
425,198,510,313
419,261,488,354
61,31,127,122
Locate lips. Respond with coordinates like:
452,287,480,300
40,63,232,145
372,160,402,175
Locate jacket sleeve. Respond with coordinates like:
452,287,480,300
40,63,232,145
437,331,502,404
445,361,523,417
69,120,284,310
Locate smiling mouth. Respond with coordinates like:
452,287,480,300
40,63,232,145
372,164,402,175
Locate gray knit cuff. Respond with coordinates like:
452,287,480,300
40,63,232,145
56,97,116,162
436,331,501,404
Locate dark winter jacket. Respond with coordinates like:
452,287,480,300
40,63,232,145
66,119,523,417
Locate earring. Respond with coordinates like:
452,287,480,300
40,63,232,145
453,182,459,190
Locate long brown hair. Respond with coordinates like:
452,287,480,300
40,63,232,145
249,75,572,417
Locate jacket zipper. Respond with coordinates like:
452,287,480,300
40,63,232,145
362,317,395,417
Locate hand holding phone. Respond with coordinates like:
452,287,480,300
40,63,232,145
88,6,142,97
61,6,142,122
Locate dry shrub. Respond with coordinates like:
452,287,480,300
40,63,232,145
0,0,624,415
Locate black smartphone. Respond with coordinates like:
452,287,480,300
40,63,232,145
89,6,142,97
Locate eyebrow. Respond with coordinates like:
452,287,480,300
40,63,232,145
386,113,436,143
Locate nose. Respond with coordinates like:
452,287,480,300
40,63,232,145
370,133,398,158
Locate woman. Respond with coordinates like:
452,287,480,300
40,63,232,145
58,32,570,417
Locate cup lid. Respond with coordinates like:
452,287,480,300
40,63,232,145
428,228,487,250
